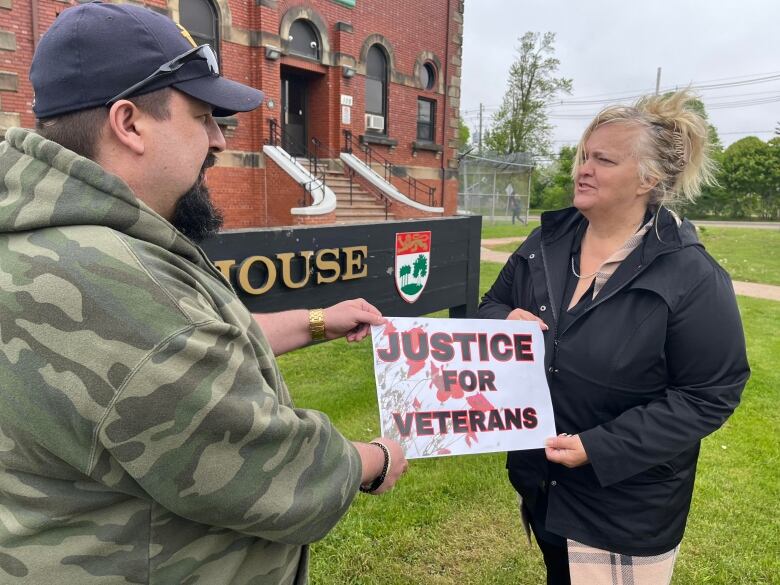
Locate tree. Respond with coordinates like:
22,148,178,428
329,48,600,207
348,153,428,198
399,264,411,285
538,145,576,210
484,32,572,157
457,117,471,151
685,97,722,153
719,136,780,219
412,255,428,282
681,98,729,217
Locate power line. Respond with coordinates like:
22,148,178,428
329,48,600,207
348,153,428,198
463,70,780,114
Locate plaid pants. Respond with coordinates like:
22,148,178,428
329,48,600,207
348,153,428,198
567,540,679,585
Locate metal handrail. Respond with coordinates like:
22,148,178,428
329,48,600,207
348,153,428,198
267,118,324,207
315,136,391,217
342,130,439,207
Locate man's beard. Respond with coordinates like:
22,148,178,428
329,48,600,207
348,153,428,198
170,153,224,243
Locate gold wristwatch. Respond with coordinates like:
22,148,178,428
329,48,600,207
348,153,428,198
308,308,326,341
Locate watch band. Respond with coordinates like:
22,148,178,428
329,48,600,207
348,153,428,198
308,308,326,341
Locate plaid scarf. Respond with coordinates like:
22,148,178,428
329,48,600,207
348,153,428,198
588,215,655,299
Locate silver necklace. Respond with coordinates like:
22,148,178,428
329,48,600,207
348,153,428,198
571,216,646,280
571,256,599,279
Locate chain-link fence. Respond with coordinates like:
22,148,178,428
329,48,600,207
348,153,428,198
458,152,534,224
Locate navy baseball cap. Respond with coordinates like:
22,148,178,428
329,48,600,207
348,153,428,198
30,2,263,118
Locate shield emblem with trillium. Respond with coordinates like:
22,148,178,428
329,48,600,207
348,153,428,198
394,231,431,303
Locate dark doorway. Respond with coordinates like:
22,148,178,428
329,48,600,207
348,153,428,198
281,74,307,155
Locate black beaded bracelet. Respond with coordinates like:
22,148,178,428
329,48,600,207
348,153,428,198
359,441,391,493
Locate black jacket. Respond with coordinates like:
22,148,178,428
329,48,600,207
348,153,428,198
478,207,749,555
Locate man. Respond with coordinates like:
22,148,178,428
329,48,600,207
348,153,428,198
0,3,406,583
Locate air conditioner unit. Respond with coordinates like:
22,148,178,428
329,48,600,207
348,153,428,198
365,114,385,132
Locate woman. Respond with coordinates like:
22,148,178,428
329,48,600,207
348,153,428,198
478,91,749,585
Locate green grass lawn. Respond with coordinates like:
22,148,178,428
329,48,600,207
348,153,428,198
482,224,780,286
481,221,540,240
697,227,780,286
278,261,779,584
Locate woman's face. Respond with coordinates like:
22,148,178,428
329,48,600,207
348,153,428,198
573,123,651,216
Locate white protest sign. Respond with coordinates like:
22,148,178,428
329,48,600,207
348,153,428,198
371,317,556,459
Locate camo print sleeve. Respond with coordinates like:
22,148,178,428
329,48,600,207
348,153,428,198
95,316,362,545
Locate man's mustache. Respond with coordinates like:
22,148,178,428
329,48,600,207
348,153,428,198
202,153,217,171
195,153,218,186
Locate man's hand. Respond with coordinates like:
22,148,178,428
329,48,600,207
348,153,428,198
545,434,588,468
324,298,385,342
507,307,548,331
252,298,384,355
353,437,408,495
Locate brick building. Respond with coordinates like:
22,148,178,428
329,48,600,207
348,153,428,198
0,0,464,228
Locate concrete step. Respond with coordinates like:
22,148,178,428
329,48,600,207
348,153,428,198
335,196,385,206
336,203,385,213
332,190,375,199
335,198,380,206
334,216,393,223
334,208,391,217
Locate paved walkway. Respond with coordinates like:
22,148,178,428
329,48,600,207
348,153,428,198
481,238,780,302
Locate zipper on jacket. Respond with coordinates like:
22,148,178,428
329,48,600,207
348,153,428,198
539,239,561,375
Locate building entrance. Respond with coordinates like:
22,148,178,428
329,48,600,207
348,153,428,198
281,74,308,156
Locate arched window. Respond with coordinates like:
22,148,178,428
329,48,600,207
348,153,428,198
420,62,436,91
288,19,320,60
179,0,220,61
365,45,388,133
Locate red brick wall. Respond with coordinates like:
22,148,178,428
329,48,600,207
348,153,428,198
263,156,309,226
0,0,462,228
208,166,263,227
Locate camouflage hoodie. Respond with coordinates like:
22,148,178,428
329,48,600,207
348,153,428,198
0,128,362,584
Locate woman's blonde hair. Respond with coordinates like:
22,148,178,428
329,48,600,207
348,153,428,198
572,89,716,208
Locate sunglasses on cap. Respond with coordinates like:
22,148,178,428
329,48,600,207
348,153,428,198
106,44,219,105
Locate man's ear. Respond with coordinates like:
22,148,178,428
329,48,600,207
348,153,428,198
106,101,145,155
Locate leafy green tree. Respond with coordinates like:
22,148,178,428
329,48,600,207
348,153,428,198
536,145,576,210
412,255,428,281
530,165,553,208
685,97,723,153
457,117,471,151
719,136,779,219
484,32,572,157
399,264,411,285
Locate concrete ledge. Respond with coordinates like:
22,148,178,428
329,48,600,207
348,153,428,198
0,71,18,91
263,145,337,215
341,152,443,213
412,141,443,153
0,111,20,136
0,31,16,51
216,150,263,169
360,133,398,148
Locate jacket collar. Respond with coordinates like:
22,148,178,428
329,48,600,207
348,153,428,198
536,206,700,326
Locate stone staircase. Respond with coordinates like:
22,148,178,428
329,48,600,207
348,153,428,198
298,159,394,223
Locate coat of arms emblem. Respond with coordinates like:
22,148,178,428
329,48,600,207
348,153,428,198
394,231,431,303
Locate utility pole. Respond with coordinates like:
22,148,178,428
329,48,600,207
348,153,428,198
478,103,484,155
655,67,662,95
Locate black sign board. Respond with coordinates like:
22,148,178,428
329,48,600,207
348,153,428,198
201,216,482,317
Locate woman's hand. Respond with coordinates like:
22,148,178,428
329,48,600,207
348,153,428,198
507,308,549,331
545,434,589,467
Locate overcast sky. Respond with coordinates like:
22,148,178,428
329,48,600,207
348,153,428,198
461,0,780,158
